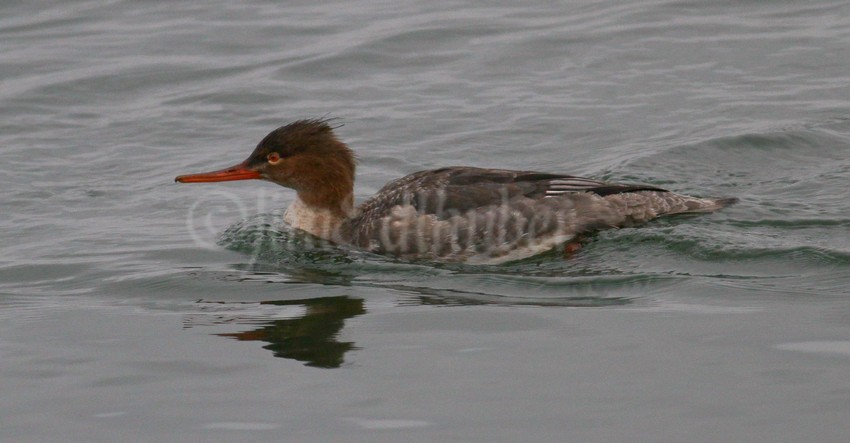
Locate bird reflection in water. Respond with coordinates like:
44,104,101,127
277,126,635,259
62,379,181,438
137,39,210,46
186,296,365,368
184,267,635,369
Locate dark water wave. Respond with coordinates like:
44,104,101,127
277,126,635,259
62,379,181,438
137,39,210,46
215,213,691,304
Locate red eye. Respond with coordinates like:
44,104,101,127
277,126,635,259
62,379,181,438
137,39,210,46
267,152,280,163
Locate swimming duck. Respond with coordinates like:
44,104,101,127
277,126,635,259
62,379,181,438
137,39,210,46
175,119,735,264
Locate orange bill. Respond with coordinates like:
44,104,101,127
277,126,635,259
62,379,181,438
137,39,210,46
175,162,261,183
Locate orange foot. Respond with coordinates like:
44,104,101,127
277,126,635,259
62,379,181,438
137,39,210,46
563,240,583,259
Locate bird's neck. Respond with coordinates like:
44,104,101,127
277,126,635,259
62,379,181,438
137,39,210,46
283,190,353,241
280,144,356,241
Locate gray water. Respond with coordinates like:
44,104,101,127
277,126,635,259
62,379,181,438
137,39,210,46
2,1,850,441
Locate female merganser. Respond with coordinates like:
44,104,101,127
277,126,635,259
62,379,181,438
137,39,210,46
176,119,735,264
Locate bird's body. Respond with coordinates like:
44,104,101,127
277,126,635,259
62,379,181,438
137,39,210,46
176,120,735,264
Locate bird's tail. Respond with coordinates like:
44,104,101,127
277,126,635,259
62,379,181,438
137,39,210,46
665,195,739,215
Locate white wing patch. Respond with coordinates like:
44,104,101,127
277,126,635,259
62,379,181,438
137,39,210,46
545,178,607,196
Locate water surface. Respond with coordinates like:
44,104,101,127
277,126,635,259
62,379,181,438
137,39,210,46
2,1,850,441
